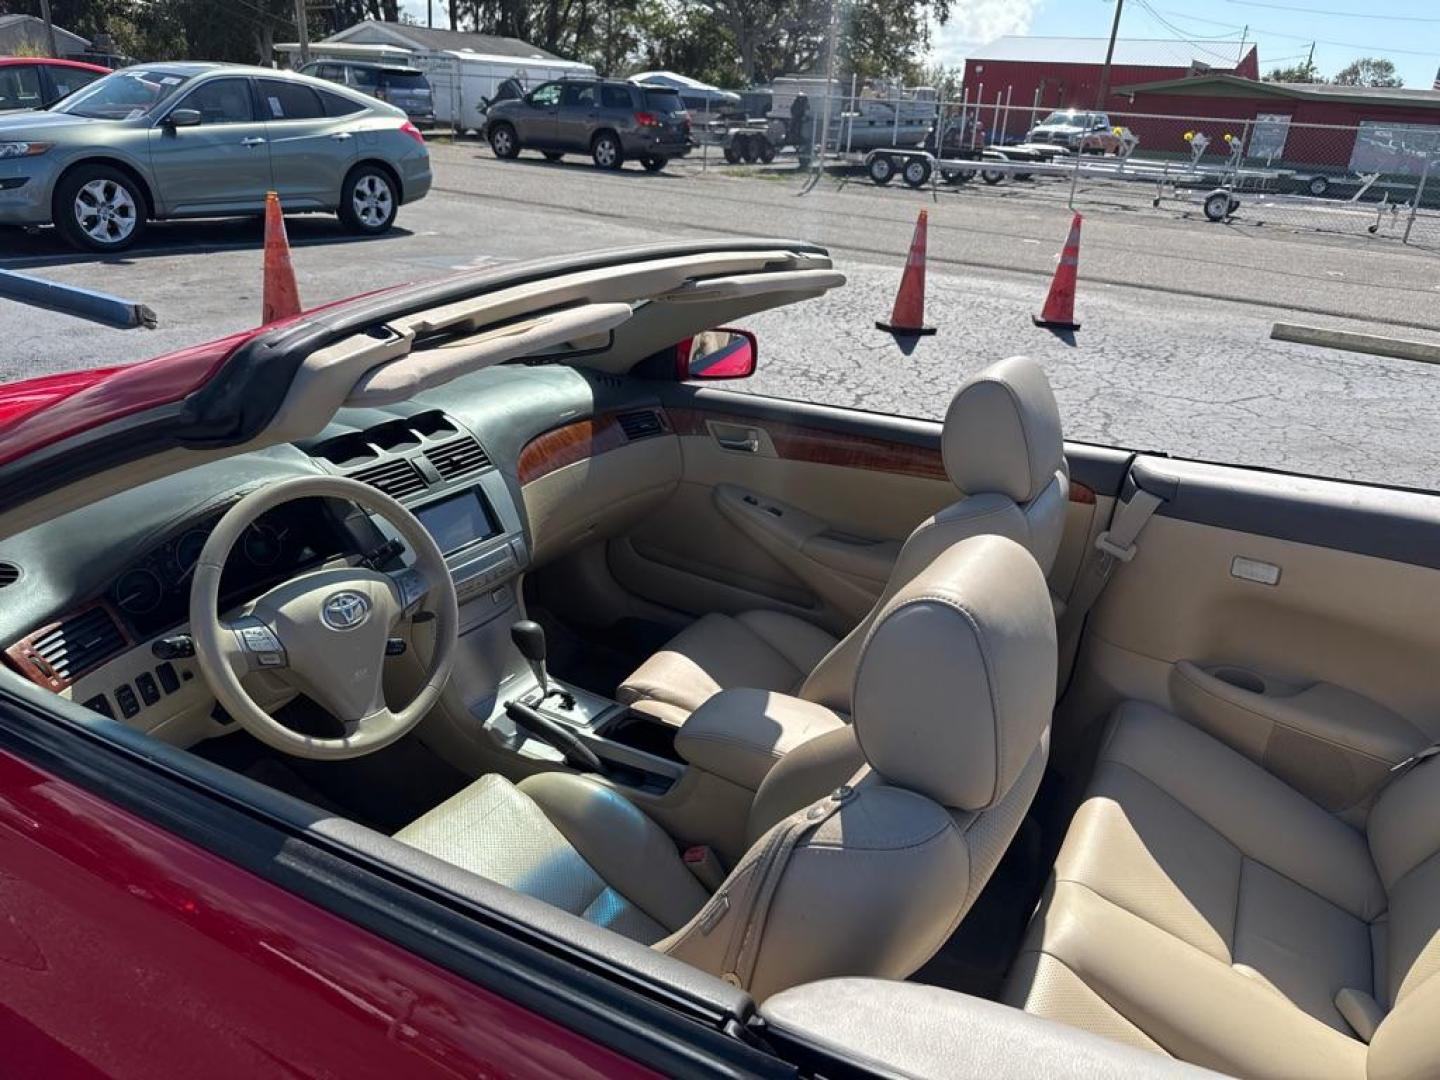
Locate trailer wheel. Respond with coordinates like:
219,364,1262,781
940,167,971,185
741,135,760,163
902,157,932,188
1307,175,1330,197
981,168,1004,185
757,137,775,163
869,155,896,186
723,143,742,165
1203,190,1236,221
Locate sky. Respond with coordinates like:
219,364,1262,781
929,0,1440,88
393,0,1440,90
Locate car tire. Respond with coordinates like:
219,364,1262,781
54,164,146,254
338,165,398,235
869,155,895,185
489,123,519,159
592,131,623,170
757,138,776,164
642,155,666,173
543,151,563,162
902,157,932,188
1308,175,1330,197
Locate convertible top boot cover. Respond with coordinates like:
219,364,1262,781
657,533,1056,1000
617,355,1068,726
1005,702,1440,1080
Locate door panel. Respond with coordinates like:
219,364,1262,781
148,76,272,214
258,78,355,209
608,387,1111,637
515,83,561,146
557,82,599,150
1068,454,1440,815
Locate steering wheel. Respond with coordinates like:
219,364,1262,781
189,476,459,761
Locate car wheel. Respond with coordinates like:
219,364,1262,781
339,165,398,235
592,132,623,170
869,155,895,185
642,155,666,173
543,151,563,162
489,123,519,160
55,164,146,253
1308,175,1330,197
902,157,932,188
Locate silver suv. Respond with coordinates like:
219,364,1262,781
484,78,691,173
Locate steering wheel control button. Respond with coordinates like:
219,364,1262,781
385,638,407,657
114,684,140,718
391,570,427,611
135,672,161,706
237,624,283,651
321,590,372,630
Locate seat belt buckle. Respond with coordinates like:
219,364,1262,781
1389,744,1439,776
682,845,727,892
1094,530,1138,564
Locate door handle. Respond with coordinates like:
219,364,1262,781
240,137,266,146
715,431,760,453
330,131,353,141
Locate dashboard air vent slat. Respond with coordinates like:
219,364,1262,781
0,562,18,588
350,459,429,499
617,410,664,442
425,436,491,481
31,607,124,682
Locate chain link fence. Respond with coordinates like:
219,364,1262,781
779,84,1440,249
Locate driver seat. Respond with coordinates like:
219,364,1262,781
395,534,1056,1000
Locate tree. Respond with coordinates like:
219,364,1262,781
1333,57,1402,87
1264,60,1323,84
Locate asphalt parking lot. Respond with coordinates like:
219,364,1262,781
5,140,1440,488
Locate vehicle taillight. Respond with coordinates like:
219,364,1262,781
400,121,425,145
634,111,660,128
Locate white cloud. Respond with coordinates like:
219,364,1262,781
930,0,1043,66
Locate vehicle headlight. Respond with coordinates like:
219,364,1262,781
0,141,51,159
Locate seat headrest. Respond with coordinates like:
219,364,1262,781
942,356,1063,504
850,535,1056,810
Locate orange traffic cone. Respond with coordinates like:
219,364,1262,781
1033,213,1082,332
876,209,936,336
261,191,301,325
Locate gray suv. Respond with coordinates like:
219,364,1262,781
484,78,691,172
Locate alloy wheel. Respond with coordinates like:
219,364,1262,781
352,174,394,228
594,137,618,168
74,178,137,245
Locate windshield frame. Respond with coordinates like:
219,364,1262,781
52,67,197,121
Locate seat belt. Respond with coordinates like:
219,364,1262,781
1060,482,1168,641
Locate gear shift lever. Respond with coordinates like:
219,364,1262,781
510,620,549,695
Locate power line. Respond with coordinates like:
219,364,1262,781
1224,0,1440,22
1155,4,1439,56
1132,0,1253,64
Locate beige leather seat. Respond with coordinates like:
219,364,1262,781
1005,701,1440,1080
618,355,1068,726
399,535,1056,1000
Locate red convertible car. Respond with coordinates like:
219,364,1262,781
0,241,1435,1078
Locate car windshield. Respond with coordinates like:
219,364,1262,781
1040,111,1089,126
52,68,193,119
643,88,685,113
380,70,430,92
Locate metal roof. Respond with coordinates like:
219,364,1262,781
323,20,561,61
968,36,1253,70
1117,73,1440,110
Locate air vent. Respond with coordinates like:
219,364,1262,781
425,435,491,480
0,562,18,588
31,606,124,683
350,459,429,499
617,410,664,442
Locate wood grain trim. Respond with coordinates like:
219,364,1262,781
1069,481,1097,505
667,407,948,481
517,409,672,486
3,601,131,693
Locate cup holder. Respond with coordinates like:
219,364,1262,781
1211,666,1267,695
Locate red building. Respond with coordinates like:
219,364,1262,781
961,36,1260,117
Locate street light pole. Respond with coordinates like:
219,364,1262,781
1095,0,1125,111
294,0,310,66
38,0,59,58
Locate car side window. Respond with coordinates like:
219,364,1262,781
601,85,632,110
528,82,562,107
50,67,103,101
316,64,343,81
173,77,255,124
318,88,364,117
0,65,43,111
561,83,595,109
259,79,324,121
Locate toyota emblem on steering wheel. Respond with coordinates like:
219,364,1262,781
322,590,371,630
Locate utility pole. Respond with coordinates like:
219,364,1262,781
295,0,310,66
427,0,433,28
1306,41,1316,79
1095,0,1125,110
38,0,59,58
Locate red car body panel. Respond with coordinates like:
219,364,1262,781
0,748,658,1079
0,58,110,75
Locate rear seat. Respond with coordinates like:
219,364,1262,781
1004,700,1440,1080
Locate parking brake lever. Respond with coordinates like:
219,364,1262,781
504,700,602,773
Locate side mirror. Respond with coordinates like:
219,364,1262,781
680,328,757,380
166,108,201,128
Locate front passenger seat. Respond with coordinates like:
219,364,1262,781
618,355,1067,724
396,535,1057,1001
